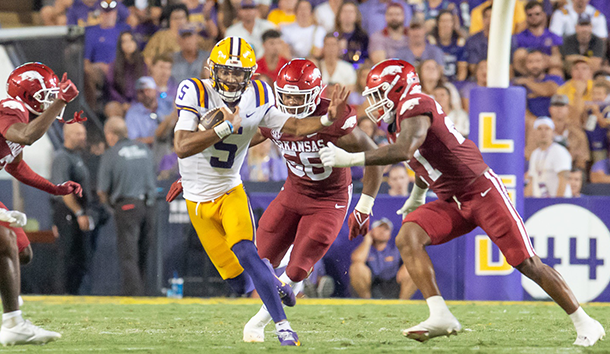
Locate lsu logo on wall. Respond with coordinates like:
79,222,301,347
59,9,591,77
478,112,514,153
523,204,610,302
475,235,514,275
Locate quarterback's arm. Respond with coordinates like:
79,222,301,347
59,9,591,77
174,107,241,159
174,129,222,158
364,115,431,165
4,99,67,146
336,127,382,198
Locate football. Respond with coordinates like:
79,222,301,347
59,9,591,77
198,107,226,131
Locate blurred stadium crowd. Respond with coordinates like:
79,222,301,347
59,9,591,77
1,0,610,297
2,0,609,193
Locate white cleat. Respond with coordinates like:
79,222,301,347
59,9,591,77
0,319,61,346
574,319,605,347
402,316,462,342
243,317,270,343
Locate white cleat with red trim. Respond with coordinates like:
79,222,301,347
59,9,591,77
574,319,605,347
402,315,462,342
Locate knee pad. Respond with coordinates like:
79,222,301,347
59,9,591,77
225,272,255,296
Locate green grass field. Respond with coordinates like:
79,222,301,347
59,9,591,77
5,296,609,353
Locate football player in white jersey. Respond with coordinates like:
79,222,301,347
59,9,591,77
172,37,349,346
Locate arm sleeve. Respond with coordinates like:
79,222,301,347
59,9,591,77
50,153,72,185
174,79,203,132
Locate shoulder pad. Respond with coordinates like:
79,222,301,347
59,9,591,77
251,79,271,107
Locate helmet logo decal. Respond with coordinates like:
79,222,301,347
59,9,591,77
406,71,419,85
380,65,402,77
311,68,322,80
19,71,47,89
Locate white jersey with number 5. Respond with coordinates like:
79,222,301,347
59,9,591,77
174,78,290,202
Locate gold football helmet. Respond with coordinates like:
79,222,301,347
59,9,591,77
208,37,257,102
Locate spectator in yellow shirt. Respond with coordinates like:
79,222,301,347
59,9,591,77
267,0,297,27
556,57,593,123
469,0,526,35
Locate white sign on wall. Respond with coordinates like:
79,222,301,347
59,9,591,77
523,204,610,302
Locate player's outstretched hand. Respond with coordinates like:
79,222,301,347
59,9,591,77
320,142,364,168
166,178,183,203
58,73,79,103
347,209,370,240
55,181,83,197
58,110,87,124
327,84,350,122
221,106,242,133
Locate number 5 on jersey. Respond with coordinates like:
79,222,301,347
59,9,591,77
210,127,243,169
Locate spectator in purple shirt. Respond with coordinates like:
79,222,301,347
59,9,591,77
350,218,416,299
83,0,131,110
359,0,413,37
125,76,174,147
394,22,445,68
67,0,130,27
334,1,369,65
463,4,491,75
105,31,148,118
428,10,468,81
512,1,563,77
368,3,410,64
512,50,563,118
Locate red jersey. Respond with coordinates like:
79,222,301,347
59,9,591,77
395,93,487,201
0,98,28,170
260,98,357,198
256,56,290,82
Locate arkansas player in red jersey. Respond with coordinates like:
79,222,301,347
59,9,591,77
0,62,85,346
241,59,383,342
319,59,605,346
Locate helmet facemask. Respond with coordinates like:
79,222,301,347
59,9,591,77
363,75,400,124
209,61,256,102
274,83,322,118
19,85,64,118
